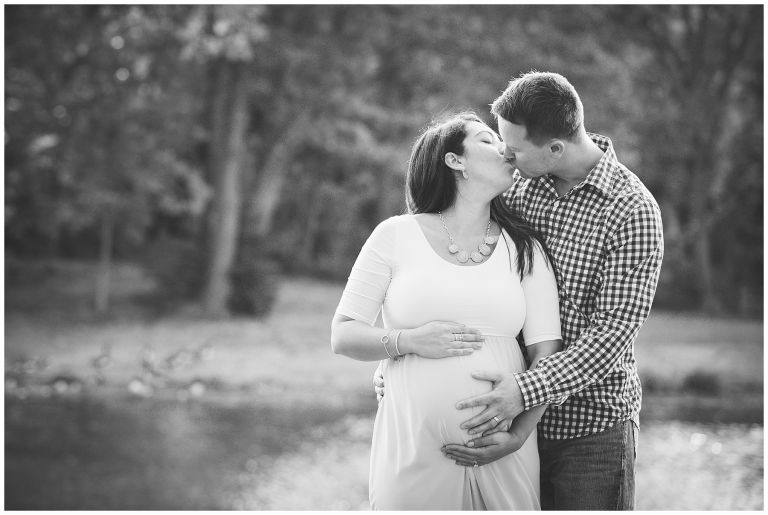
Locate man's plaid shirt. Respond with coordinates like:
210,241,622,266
505,133,664,440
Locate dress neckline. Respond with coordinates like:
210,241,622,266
408,214,507,269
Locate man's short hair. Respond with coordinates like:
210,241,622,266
491,71,584,146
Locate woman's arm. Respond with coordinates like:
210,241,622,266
504,339,562,440
331,314,485,362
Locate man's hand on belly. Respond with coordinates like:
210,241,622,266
455,370,525,435
441,431,525,468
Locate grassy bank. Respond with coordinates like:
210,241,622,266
5,263,763,402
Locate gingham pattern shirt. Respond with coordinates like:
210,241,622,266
504,133,664,440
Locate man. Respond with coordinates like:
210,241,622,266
377,71,664,510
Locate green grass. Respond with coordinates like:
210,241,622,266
4,261,764,510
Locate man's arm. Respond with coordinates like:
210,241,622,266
442,339,560,466
515,199,664,409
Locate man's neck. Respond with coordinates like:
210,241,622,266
551,136,604,197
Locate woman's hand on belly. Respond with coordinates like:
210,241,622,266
399,321,484,359
440,430,527,467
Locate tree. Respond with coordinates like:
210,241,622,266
177,6,268,316
6,5,761,317
603,5,763,313
5,5,207,313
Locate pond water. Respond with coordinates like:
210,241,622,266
5,392,373,509
5,392,763,510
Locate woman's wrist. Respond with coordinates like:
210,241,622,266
396,329,416,356
379,330,395,358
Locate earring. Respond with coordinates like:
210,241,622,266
462,170,469,180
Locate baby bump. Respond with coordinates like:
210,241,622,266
383,338,524,443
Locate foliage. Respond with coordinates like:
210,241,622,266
4,5,763,315
5,6,206,258
600,5,763,314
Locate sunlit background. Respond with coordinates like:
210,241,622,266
4,4,763,510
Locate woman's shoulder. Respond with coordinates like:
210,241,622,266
373,213,420,232
367,214,416,242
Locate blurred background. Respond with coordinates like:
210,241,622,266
4,4,763,510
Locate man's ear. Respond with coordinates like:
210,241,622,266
444,152,464,171
548,140,565,159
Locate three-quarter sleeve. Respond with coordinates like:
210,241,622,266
520,242,562,345
334,217,398,326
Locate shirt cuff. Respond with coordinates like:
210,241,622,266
513,368,550,409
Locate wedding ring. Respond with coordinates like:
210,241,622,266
456,333,463,342
473,461,478,468
493,416,501,425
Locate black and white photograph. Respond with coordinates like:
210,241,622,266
4,3,763,510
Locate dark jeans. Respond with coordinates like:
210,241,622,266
539,421,638,510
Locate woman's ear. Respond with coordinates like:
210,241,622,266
444,152,464,172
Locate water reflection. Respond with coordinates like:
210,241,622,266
5,393,373,509
5,392,762,510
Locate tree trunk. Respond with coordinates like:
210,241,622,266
695,226,722,314
202,61,250,316
94,206,114,315
297,185,326,268
247,112,310,238
196,8,225,260
686,97,727,314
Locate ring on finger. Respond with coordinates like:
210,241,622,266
456,333,463,342
473,461,478,468
493,415,501,425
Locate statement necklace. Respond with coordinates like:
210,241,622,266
438,211,498,264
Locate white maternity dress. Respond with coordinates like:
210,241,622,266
335,214,561,510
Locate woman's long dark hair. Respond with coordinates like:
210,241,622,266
406,111,553,278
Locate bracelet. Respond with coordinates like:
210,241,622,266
394,330,403,357
380,331,394,359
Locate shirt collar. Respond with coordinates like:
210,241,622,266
527,132,618,199
582,132,618,198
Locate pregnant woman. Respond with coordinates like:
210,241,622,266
331,112,562,510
